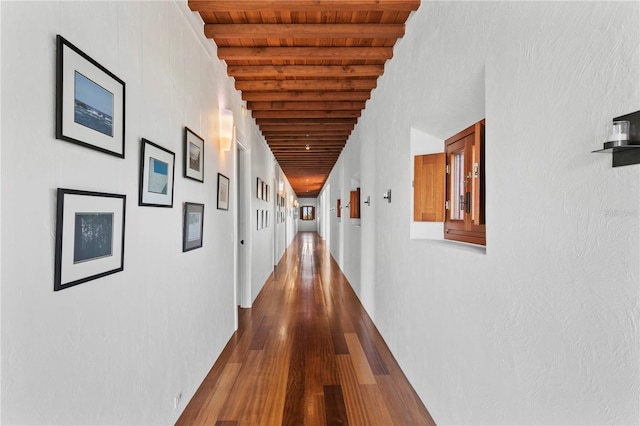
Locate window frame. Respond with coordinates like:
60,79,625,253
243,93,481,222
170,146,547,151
444,120,485,245
300,205,315,221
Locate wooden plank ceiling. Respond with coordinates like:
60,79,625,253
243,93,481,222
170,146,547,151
188,0,420,197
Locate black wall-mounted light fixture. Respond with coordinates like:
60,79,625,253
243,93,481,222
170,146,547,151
593,110,640,166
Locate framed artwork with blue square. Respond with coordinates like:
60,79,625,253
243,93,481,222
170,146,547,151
139,138,175,207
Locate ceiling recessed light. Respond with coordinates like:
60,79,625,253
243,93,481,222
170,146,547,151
305,145,310,150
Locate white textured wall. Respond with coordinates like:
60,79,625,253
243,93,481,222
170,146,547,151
324,1,640,424
0,1,281,424
273,164,296,265
250,135,276,302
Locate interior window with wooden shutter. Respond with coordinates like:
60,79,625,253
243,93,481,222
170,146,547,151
350,188,360,219
444,119,485,245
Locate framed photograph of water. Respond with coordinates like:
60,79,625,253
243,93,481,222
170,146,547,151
217,173,230,210
54,188,126,291
183,202,204,252
56,35,125,158
139,138,175,207
184,127,204,182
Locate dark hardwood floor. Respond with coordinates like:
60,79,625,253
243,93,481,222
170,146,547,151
176,232,435,426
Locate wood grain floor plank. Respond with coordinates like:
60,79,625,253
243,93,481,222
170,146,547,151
323,384,349,426
358,384,395,426
217,351,266,422
257,336,292,426
282,319,307,426
377,374,437,425
181,362,242,426
344,333,376,385
305,393,327,426
335,355,369,425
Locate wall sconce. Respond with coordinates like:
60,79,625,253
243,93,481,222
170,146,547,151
383,189,391,203
593,110,640,166
219,108,234,151
364,195,371,206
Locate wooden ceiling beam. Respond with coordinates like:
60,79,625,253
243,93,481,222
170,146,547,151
267,140,347,144
268,142,347,146
206,24,405,40
189,1,420,13
264,130,352,135
260,124,355,131
253,110,361,119
249,101,365,111
269,145,346,149
264,130,350,134
219,47,392,61
264,134,349,139
243,91,371,102
237,79,376,92
228,65,384,79
256,118,358,126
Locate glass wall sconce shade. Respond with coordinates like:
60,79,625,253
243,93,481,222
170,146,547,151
219,108,233,151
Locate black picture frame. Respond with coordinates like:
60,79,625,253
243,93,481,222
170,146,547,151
184,127,204,182
54,188,126,291
217,173,230,210
56,35,125,158
139,138,175,207
183,202,205,252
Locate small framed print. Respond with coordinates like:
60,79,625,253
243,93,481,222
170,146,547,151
217,173,230,211
257,177,263,200
54,188,126,291
139,138,175,207
266,185,270,202
261,181,266,201
183,202,204,252
257,210,261,230
56,35,125,158
184,127,204,182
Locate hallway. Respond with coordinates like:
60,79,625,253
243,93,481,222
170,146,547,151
176,232,435,425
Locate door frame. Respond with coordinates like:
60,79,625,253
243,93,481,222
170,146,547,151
234,137,252,330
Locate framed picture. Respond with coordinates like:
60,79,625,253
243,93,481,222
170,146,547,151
257,177,263,200
54,188,126,291
261,181,266,201
184,127,204,182
266,185,270,202
217,173,230,210
183,202,204,252
56,35,125,158
256,210,261,230
139,138,175,207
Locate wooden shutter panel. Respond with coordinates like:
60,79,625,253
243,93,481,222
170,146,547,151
350,188,360,218
413,153,445,222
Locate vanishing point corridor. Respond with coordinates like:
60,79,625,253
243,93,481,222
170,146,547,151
176,232,435,425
